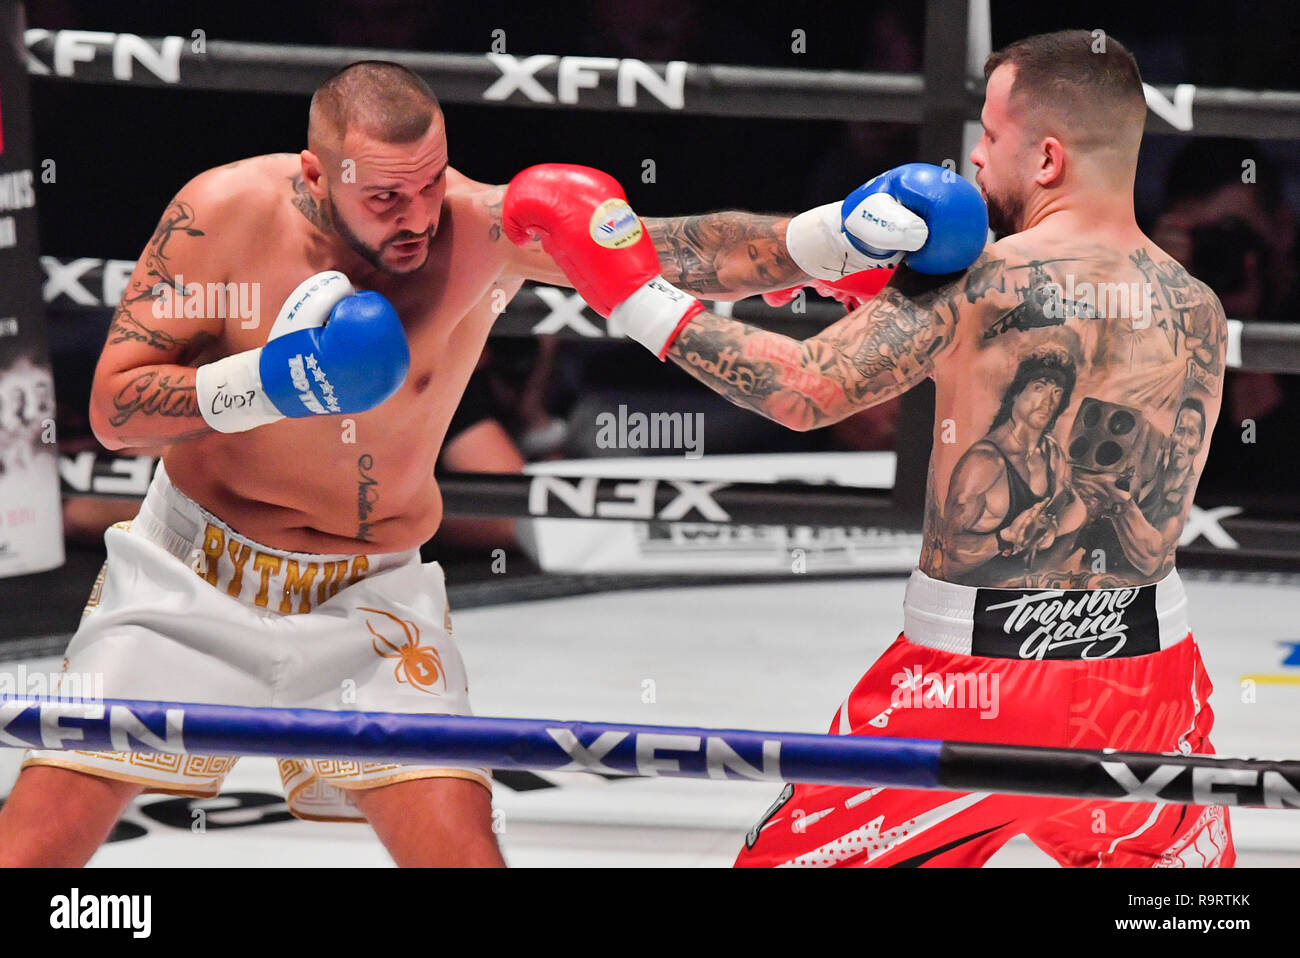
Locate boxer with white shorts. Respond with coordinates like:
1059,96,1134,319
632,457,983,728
24,460,486,822
0,60,881,866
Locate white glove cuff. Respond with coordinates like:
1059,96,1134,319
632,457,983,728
267,271,354,340
787,201,908,280
195,349,284,434
609,277,702,359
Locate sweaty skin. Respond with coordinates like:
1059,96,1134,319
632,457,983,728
659,63,1226,589
90,154,801,554
665,229,1225,589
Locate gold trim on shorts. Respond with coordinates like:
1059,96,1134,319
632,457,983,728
283,766,492,822
326,767,493,792
20,755,225,798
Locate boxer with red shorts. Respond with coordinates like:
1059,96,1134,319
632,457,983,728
505,30,1234,867
735,570,1231,867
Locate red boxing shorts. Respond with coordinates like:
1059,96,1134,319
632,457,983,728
735,569,1235,868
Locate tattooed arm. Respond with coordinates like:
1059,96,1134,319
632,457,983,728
1101,488,1180,577
664,252,1006,431
488,180,804,298
89,177,234,449
642,214,803,299
941,444,1007,575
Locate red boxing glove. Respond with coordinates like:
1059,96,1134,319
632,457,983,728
762,267,895,312
503,164,703,358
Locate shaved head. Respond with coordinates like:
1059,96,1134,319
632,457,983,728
308,60,441,157
984,30,1147,160
299,60,449,275
971,30,1148,235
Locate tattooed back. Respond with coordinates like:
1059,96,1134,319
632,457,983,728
920,228,1227,589
91,155,553,553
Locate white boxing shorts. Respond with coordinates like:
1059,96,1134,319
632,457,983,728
23,461,489,822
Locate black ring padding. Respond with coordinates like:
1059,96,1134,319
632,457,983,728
44,292,1300,376
42,254,1300,373
438,471,912,529
55,453,1300,571
23,32,1300,138
938,740,1300,806
1159,86,1300,139
1177,547,1300,574
44,300,846,344
1238,322,1300,374
25,34,925,123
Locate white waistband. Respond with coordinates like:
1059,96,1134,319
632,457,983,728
130,460,414,572
902,568,1189,659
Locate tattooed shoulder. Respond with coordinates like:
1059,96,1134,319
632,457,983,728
482,185,507,243
1132,248,1227,394
105,199,215,351
290,174,331,231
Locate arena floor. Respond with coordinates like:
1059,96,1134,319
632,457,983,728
3,573,1297,867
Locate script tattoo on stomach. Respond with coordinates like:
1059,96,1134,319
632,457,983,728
357,454,379,541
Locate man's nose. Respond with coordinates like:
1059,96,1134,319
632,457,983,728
401,194,438,232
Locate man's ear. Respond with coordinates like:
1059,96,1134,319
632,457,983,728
299,149,328,197
1037,137,1067,188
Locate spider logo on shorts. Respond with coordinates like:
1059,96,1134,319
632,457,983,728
361,607,445,694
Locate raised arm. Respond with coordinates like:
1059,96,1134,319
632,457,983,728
664,254,997,431
499,162,990,422
642,213,804,299
495,188,805,298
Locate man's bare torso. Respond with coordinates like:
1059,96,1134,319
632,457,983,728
121,155,520,553
921,227,1227,588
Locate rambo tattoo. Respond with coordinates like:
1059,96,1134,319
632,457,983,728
658,234,1224,589
924,246,1226,588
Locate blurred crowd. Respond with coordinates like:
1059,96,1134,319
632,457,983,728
23,0,1300,556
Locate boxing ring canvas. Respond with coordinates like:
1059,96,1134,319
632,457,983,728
2,573,1296,866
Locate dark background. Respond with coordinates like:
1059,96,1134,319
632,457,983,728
21,0,1300,513
26,0,1300,254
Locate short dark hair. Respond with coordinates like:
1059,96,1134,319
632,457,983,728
991,345,1077,434
309,60,441,152
984,30,1146,152
1176,396,1207,441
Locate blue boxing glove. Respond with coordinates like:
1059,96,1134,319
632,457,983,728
195,271,410,433
842,163,988,274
